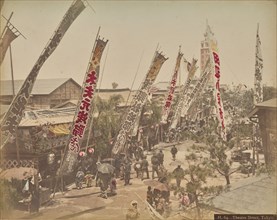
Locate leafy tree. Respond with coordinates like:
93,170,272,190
140,99,162,128
91,94,124,158
0,179,23,215
195,119,240,185
184,148,223,219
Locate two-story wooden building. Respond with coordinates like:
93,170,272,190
0,78,82,109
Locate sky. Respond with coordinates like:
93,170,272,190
0,0,276,90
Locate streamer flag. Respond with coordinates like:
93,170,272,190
205,24,227,140
60,38,108,175
112,51,168,155
180,59,212,119
254,25,263,104
170,58,198,129
161,51,183,124
1,0,86,138
253,24,263,158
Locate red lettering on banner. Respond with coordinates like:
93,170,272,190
216,81,220,90
217,92,221,105
171,79,176,86
168,94,173,101
215,65,220,78
80,98,91,111
86,71,97,85
83,85,94,99
213,52,220,65
165,101,171,107
76,110,88,124
73,124,85,137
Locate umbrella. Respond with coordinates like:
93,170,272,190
154,183,169,192
97,163,115,174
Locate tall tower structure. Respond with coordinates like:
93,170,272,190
200,39,209,75
200,26,214,86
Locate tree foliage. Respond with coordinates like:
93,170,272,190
91,94,124,158
184,146,223,219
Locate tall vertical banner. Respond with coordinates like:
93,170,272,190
206,24,227,141
0,23,19,65
60,38,108,174
0,0,86,138
160,51,183,124
112,51,168,155
170,58,198,130
254,25,263,105
253,24,263,157
131,85,159,137
180,58,212,118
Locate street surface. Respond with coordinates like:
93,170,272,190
8,140,247,220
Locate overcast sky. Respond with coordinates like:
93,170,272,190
1,1,276,90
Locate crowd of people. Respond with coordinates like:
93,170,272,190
71,138,193,220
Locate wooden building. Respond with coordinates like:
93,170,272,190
0,78,81,109
249,98,277,168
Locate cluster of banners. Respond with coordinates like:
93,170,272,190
112,51,168,155
1,0,86,140
60,38,108,175
180,58,212,119
160,51,183,124
0,23,20,65
170,58,198,129
205,25,226,141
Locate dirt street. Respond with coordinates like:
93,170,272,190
6,140,248,220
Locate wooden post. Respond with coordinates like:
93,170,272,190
9,45,15,97
60,150,64,194
34,158,39,191
15,127,20,163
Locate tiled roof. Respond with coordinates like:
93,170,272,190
208,175,276,214
0,78,80,96
256,98,277,108
248,98,277,117
20,107,76,127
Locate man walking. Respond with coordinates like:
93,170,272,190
141,156,149,180
157,150,164,166
173,165,184,188
170,145,178,161
151,154,159,179
124,160,132,186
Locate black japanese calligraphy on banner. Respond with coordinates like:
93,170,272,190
254,26,263,104
161,51,183,124
253,25,263,160
170,58,198,129
180,60,212,120
1,0,86,138
60,38,108,175
112,51,168,155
